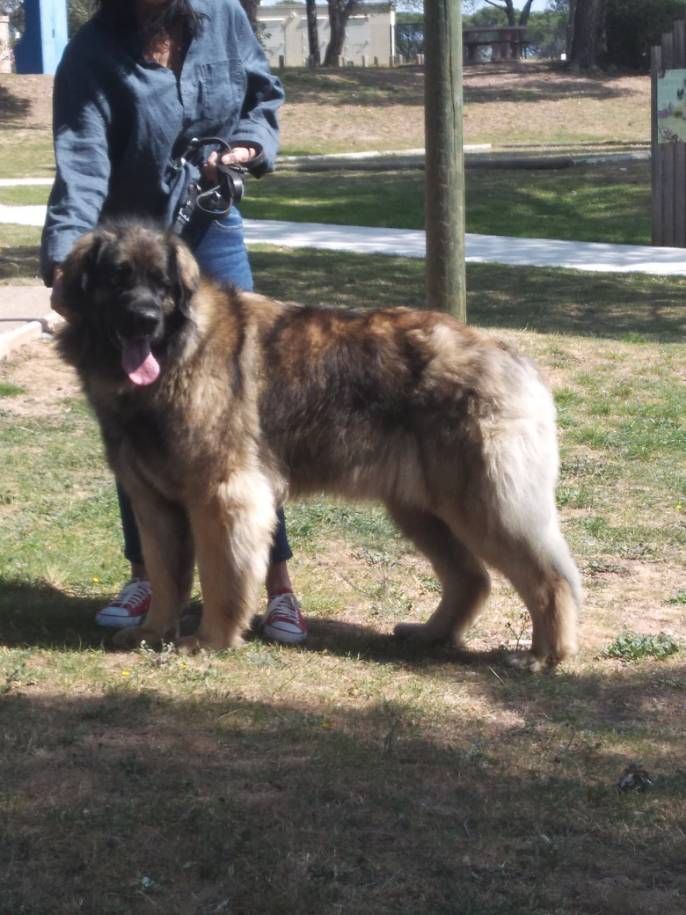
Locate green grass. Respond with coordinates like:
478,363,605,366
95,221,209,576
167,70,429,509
0,159,651,245
240,161,651,245
0,382,25,397
0,126,54,179
0,161,650,246
602,632,681,662
0,185,50,205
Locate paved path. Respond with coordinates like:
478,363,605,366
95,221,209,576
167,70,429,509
2,200,685,360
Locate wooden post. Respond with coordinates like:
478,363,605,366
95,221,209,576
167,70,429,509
424,0,466,319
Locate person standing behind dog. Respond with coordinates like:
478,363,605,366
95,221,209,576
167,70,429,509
41,0,307,645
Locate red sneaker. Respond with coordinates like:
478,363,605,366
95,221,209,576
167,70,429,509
262,592,307,644
95,578,151,629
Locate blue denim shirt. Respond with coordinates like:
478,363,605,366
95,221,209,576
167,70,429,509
40,0,284,283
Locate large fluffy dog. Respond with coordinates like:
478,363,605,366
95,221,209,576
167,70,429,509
58,222,581,669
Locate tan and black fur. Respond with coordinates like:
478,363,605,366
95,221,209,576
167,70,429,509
59,222,581,669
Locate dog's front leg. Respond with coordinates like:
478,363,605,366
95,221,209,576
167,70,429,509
112,487,194,651
179,470,276,652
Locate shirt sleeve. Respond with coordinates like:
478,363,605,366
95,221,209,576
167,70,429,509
40,47,113,284
228,2,284,177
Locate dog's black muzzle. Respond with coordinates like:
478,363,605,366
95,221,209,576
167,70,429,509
114,291,164,344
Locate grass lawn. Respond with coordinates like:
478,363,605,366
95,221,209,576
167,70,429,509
0,159,652,249
1,247,685,914
239,160,651,245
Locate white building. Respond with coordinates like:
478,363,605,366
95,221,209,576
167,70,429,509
0,16,12,74
257,3,396,67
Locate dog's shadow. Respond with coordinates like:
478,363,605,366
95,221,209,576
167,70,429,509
0,578,507,670
246,611,508,669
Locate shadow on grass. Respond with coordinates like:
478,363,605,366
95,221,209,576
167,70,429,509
251,250,686,342
295,615,507,670
0,578,108,650
0,245,40,280
280,63,641,109
1,671,684,914
5,244,682,341
0,575,511,672
464,74,638,106
0,85,31,125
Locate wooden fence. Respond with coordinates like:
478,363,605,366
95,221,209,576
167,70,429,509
652,20,686,246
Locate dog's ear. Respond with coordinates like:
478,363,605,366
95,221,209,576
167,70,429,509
61,230,114,314
166,234,200,315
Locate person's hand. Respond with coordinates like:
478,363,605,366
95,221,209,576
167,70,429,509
50,266,66,314
50,267,77,322
202,145,257,185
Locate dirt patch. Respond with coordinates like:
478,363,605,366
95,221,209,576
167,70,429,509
0,336,80,416
0,74,53,129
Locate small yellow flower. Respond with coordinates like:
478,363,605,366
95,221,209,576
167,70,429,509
121,670,131,678
92,577,101,583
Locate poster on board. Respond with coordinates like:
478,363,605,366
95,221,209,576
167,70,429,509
657,68,686,143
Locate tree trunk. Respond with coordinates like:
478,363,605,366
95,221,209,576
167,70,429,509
424,0,466,320
569,0,606,69
324,0,355,66
238,0,260,35
517,0,536,27
306,0,321,67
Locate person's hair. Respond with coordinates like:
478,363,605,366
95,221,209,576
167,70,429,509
94,1,205,39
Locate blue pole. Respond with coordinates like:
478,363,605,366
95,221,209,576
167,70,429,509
14,0,68,75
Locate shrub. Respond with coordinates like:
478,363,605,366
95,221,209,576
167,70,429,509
605,0,686,71
602,631,681,662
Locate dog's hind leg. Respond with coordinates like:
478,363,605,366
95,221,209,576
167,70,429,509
487,528,581,671
451,461,581,671
113,490,194,651
389,505,491,647
180,469,276,652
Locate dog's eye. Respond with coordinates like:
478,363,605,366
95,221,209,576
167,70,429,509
148,270,169,290
112,263,133,282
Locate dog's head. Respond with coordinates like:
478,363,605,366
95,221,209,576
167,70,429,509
59,222,200,386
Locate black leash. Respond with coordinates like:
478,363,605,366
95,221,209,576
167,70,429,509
170,136,248,237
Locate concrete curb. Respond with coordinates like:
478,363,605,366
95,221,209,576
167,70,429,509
0,320,43,360
279,149,651,173
0,310,64,360
0,146,652,186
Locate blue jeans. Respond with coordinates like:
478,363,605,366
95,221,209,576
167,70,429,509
118,208,293,566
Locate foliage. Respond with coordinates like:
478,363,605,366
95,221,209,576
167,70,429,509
465,6,509,28
605,0,686,71
523,9,568,58
602,631,681,662
480,0,537,27
68,0,92,36
396,14,424,59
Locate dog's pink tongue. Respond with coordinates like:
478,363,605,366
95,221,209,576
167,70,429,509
121,340,160,386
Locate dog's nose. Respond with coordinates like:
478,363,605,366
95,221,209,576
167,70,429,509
121,295,161,337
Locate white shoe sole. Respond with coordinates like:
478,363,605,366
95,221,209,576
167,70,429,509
95,613,147,629
263,624,307,644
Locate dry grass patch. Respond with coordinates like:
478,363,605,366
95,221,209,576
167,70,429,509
0,62,650,169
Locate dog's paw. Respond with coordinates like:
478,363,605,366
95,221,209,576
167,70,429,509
111,626,163,651
503,650,552,673
176,632,245,654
